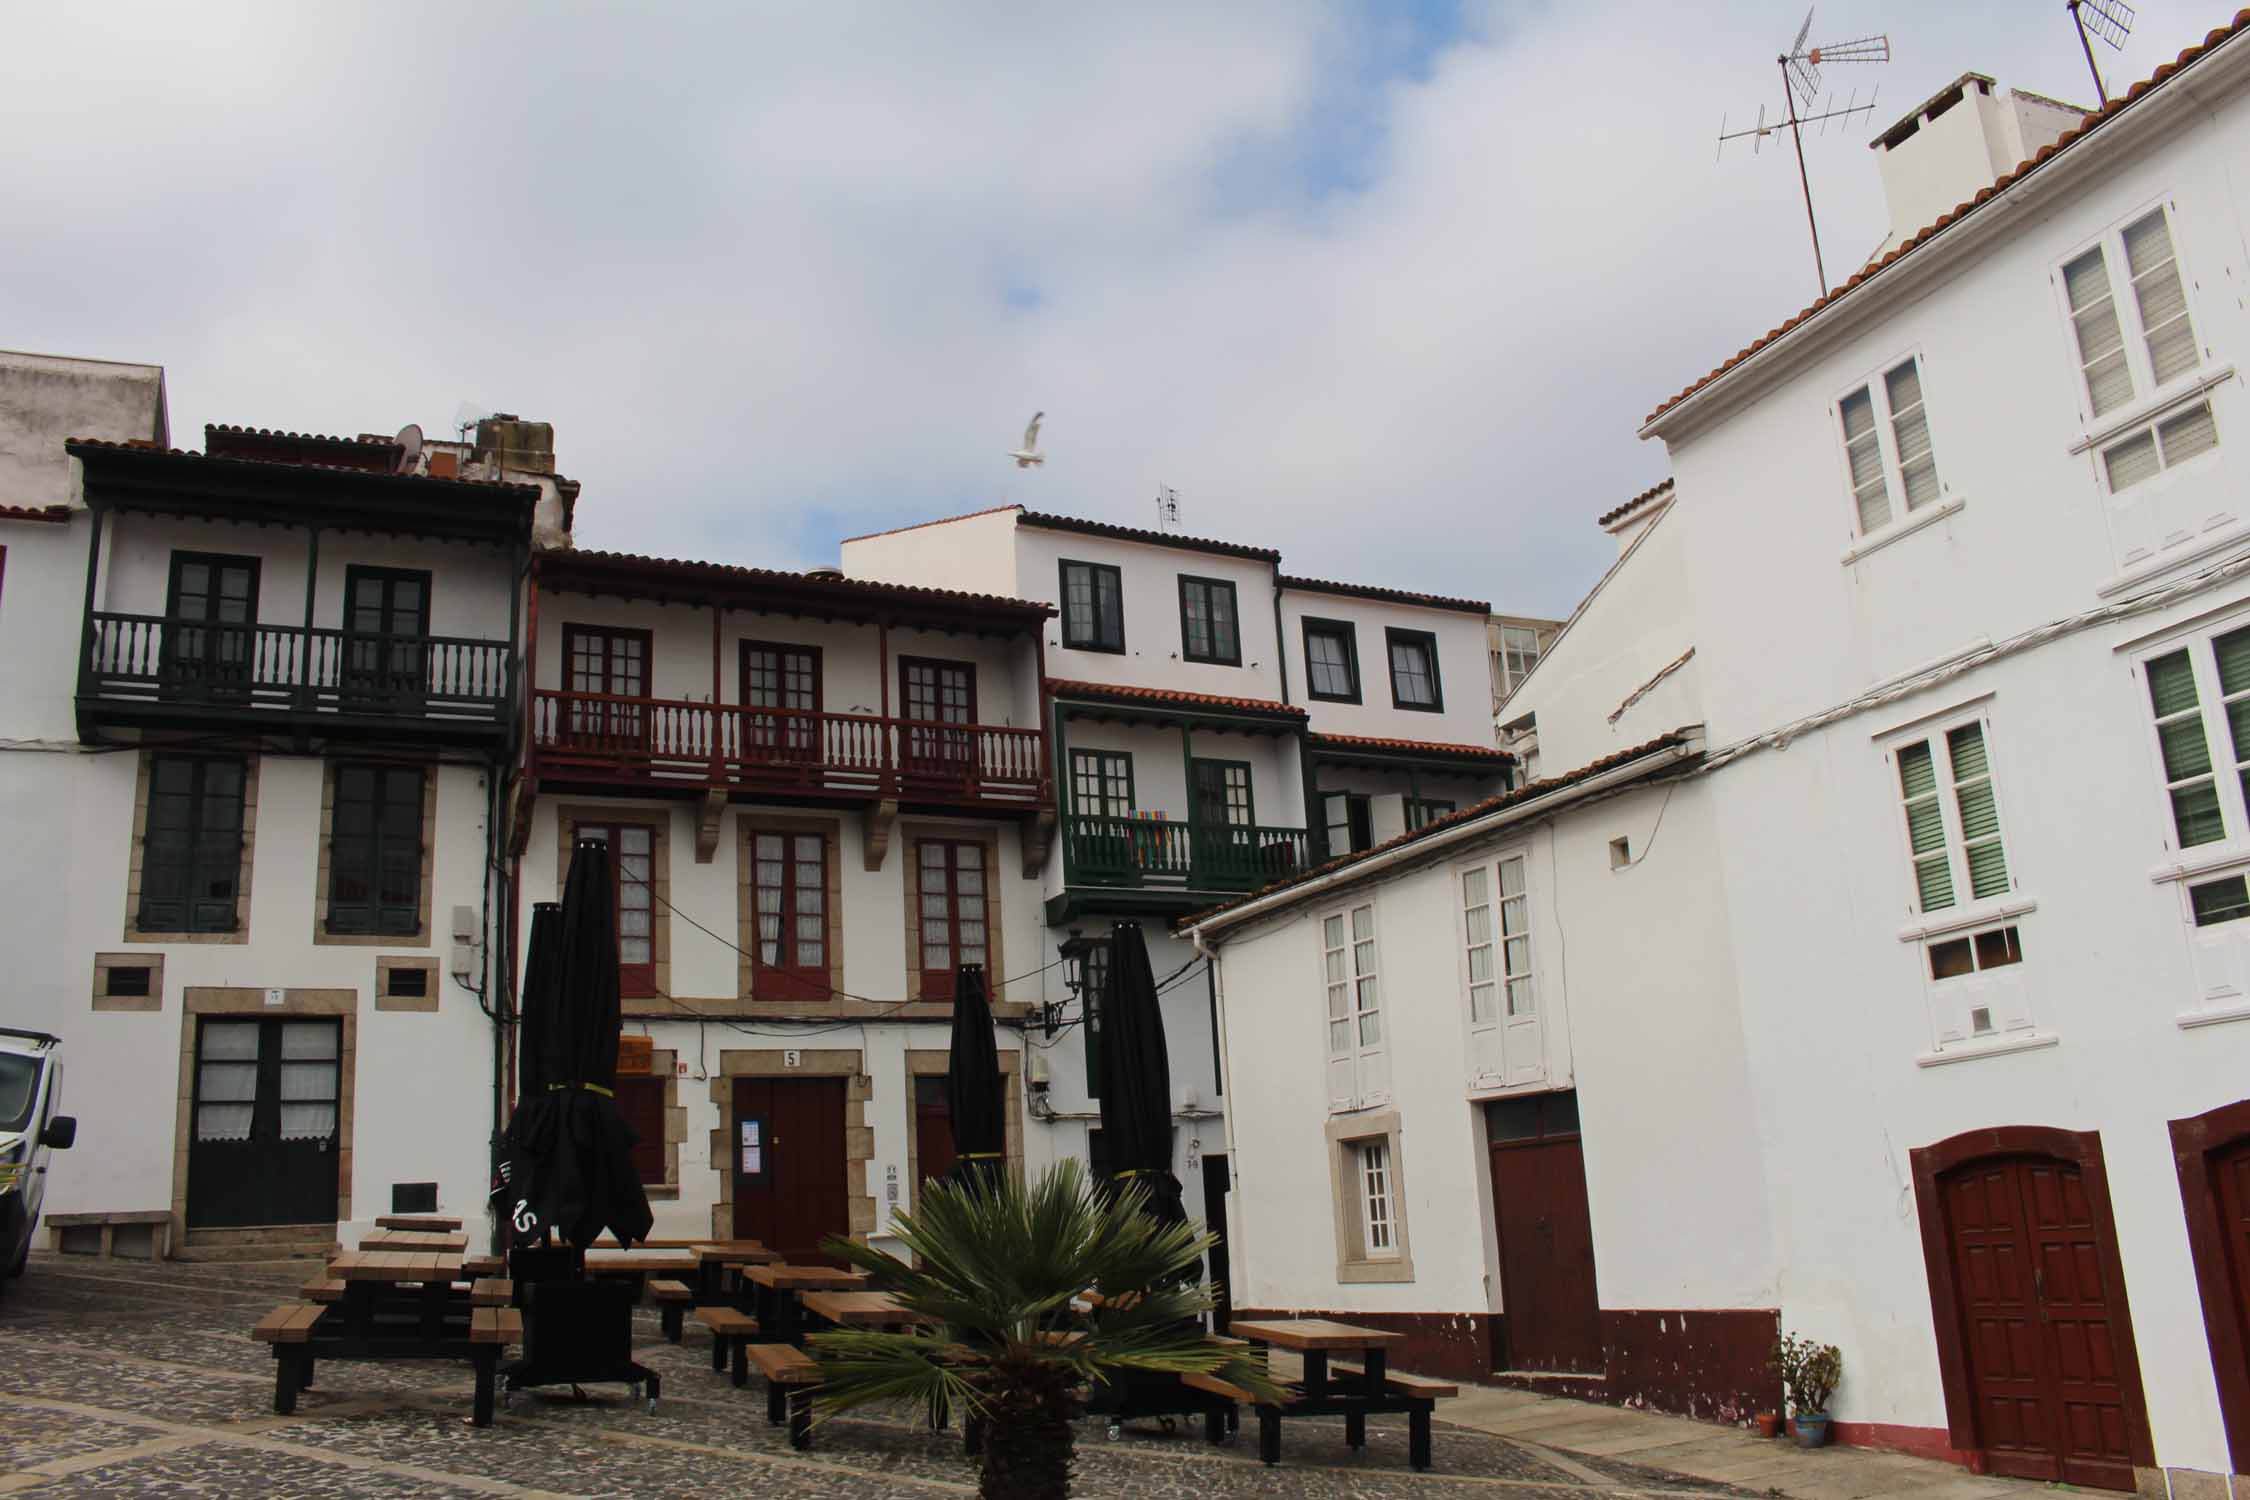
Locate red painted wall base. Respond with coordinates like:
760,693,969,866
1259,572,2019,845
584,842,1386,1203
1827,1420,1974,1467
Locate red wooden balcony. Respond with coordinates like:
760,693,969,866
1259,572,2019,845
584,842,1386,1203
529,689,1046,809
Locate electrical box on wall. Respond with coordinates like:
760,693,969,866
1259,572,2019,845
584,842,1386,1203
452,905,477,942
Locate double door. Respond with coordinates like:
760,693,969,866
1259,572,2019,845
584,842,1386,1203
1487,1092,1604,1374
187,1018,341,1228
899,658,975,779
340,567,429,708
162,553,259,699
730,1077,849,1266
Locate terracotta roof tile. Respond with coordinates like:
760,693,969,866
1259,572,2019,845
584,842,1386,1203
1045,677,1307,719
0,504,72,524
1017,509,1281,563
1642,10,2250,430
1597,477,1674,529
1307,731,1511,762
1277,575,1489,614
544,548,1051,617
1178,731,1695,928
66,436,539,495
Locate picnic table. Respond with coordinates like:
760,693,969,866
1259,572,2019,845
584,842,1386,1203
741,1263,869,1344
1214,1318,1454,1471
252,1248,518,1425
688,1239,779,1304
364,1229,469,1252
800,1289,935,1330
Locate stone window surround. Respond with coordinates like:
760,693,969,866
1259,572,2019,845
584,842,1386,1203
92,952,164,1012
1326,1107,1415,1284
373,955,441,1012
736,814,847,1010
171,987,355,1252
314,759,438,947
622,1045,685,1200
900,820,1005,1004
902,1048,1025,1214
124,748,259,946
706,1047,876,1243
555,802,671,1003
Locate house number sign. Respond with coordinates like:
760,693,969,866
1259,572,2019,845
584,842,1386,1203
783,1049,801,1068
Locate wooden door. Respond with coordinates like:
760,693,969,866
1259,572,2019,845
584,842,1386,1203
341,566,429,708
1936,1156,2140,1489
740,641,821,766
562,625,650,749
730,1077,849,1265
163,552,259,699
2202,1136,2250,1465
187,1018,341,1228
914,840,988,1002
900,657,975,778
1487,1093,1603,1373
915,1076,956,1187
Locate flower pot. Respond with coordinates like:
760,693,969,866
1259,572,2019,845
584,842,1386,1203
1792,1413,1830,1448
1755,1412,1782,1439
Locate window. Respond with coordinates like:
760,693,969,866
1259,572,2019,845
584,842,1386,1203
1923,922,2032,1047
1069,749,1134,818
1303,618,1360,702
1321,902,1388,1110
1067,936,1112,1100
916,839,988,1001
1325,1110,1412,1281
1837,355,1941,534
1496,625,1542,696
562,625,650,744
1191,760,1253,828
1461,856,1541,1086
325,764,425,936
162,552,259,697
2192,873,2250,927
741,641,821,760
1354,1140,1397,1257
750,831,829,1000
900,657,976,773
579,823,659,996
2141,626,2250,849
1178,576,1241,666
138,754,247,933
1323,792,1372,856
1385,628,1442,712
340,566,430,705
1059,560,1124,653
1406,798,1455,830
2062,207,2217,492
1895,721,2011,913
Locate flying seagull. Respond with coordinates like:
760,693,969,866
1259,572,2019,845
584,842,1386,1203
1008,411,1045,469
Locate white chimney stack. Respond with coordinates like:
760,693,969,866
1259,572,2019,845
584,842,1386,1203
1868,73,2088,260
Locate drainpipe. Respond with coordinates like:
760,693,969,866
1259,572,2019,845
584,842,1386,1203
483,756,507,1255
1191,924,1248,1317
1270,580,1291,705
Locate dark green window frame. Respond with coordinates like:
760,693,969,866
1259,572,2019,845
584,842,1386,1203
1178,575,1242,666
1069,749,1135,818
1324,791,1372,856
1385,626,1444,712
326,763,426,935
1068,937,1113,1099
1058,559,1125,654
139,753,247,934
1406,798,1456,830
1191,758,1255,827
1302,616,1361,703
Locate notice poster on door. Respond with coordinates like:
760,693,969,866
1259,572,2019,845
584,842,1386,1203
739,1118,763,1175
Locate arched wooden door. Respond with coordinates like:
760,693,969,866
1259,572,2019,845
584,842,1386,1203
1912,1129,2153,1492
2171,1099,2250,1472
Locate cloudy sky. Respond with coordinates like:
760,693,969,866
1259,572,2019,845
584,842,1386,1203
1,1,2210,616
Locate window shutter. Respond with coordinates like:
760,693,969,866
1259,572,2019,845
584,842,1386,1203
1461,866,1503,1083
1897,742,1955,910
2158,402,2219,468
2104,429,2162,492
1946,725,2009,901
2064,246,2134,416
1988,963,2035,1034
1929,957,1970,1044
1322,913,1357,1109
2124,210,2198,386
1839,387,1891,532
1884,360,1941,512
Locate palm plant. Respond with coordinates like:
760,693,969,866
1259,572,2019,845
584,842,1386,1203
810,1158,1284,1500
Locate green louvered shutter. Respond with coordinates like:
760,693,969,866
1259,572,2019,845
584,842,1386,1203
1947,724,2010,901
1899,742,1954,911
2147,649,2224,846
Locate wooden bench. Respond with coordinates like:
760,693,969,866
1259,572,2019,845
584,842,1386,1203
470,1306,524,1346
648,1278,694,1343
695,1305,760,1386
747,1343,822,1449
586,1253,700,1281
299,1278,344,1304
1330,1362,1459,1398
253,1304,326,1344
376,1215,463,1232
462,1254,504,1278
469,1279,514,1308
1181,1369,1258,1444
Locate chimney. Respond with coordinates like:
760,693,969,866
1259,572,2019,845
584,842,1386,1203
471,413,555,476
1869,74,2087,259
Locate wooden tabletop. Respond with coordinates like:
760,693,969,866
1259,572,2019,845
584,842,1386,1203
376,1214,463,1232
328,1249,471,1283
744,1263,870,1291
800,1290,933,1327
363,1230,469,1252
1230,1318,1405,1351
691,1240,779,1264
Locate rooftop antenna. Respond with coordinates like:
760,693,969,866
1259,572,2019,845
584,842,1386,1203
1154,485,1181,533
1717,8,1890,296
2066,0,2132,106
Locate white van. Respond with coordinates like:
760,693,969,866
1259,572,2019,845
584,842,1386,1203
0,1028,76,1282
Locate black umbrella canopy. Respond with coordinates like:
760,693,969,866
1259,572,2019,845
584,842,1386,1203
1098,923,1187,1229
944,964,1006,1189
517,903,564,1094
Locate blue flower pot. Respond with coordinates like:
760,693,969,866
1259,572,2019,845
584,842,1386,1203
1792,1413,1830,1448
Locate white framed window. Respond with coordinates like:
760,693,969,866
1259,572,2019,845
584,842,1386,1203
1922,920,2033,1048
1459,854,1544,1088
1356,1139,1397,1256
2139,624,2250,851
1836,353,1941,535
1893,718,2012,914
1496,625,1542,695
1324,1110,1413,1281
2060,204,2218,493
1320,902,1389,1111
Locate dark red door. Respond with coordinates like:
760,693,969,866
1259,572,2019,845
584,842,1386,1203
1488,1093,1603,1374
899,656,975,781
915,1077,956,1186
731,1077,848,1266
1938,1157,2139,1490
2203,1136,2250,1466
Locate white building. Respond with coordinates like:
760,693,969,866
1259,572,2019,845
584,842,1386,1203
1191,14,2250,1494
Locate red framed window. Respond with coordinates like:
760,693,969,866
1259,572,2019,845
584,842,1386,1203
578,821,658,996
562,625,651,745
916,839,988,1001
900,656,976,774
751,829,829,999
740,641,821,761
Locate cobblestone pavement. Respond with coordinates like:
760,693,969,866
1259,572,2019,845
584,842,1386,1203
0,1256,1764,1498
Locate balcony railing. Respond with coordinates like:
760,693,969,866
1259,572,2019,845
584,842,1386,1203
1062,811,1310,892
83,612,512,724
530,689,1046,806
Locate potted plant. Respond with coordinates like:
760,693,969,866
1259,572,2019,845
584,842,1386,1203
1769,1331,1841,1448
809,1159,1283,1500
1754,1410,1782,1439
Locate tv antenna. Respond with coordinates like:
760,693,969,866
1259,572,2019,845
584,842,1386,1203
1154,485,1181,533
2066,0,2132,106
1717,8,1890,296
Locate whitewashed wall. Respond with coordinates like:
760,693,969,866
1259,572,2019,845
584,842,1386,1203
1278,589,1496,747
840,507,1023,602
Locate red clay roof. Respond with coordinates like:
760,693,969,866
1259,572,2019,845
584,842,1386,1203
1597,477,1673,529
1308,731,1511,762
541,548,1052,620
1017,509,1281,563
66,436,538,495
1179,731,1696,930
1643,10,2250,430
1278,575,1489,614
1045,677,1307,720
839,503,1022,545
0,504,72,524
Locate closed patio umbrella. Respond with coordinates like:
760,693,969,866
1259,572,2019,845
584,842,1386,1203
944,964,1006,1190
1098,923,1187,1233
491,903,562,1236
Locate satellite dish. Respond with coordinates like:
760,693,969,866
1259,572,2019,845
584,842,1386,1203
393,423,423,474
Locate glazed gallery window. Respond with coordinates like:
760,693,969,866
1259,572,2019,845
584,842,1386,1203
1496,624,1542,696
1837,355,1941,534
325,763,424,936
2062,207,2218,493
139,754,248,934
1321,902,1388,1111
1303,617,1361,702
1178,576,1241,665
562,625,650,744
1894,720,2011,913
1069,749,1134,818
1461,856,1534,1028
1059,560,1124,653
741,641,821,759
579,823,658,996
751,831,829,1000
1386,628,1442,711
2142,627,2250,850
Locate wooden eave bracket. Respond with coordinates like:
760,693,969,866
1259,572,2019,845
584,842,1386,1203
504,776,536,859
1020,802,1055,878
863,799,898,872
695,790,725,864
